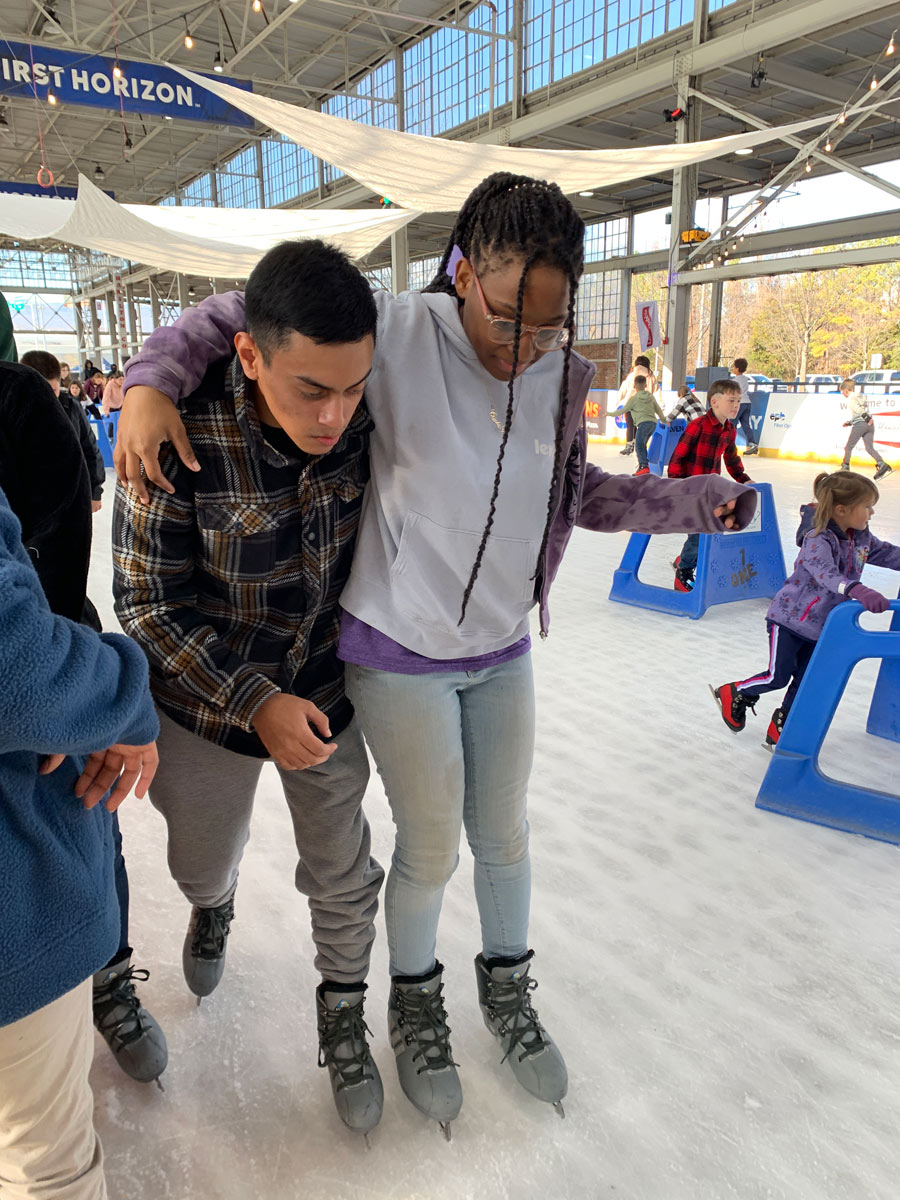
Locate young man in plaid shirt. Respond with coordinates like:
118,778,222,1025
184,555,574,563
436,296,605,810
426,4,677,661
668,377,753,591
113,241,385,1137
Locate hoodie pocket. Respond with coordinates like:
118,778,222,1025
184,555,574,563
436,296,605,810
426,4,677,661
391,510,536,637
799,596,820,622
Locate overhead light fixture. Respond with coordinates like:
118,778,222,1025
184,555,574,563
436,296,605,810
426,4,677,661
578,190,594,197
750,53,766,89
805,161,812,173
213,52,224,73
124,133,133,151
0,111,8,130
252,0,263,11
187,286,195,297
735,147,753,156
663,106,688,123
871,75,880,90
47,91,57,105
888,31,896,55
94,164,105,183
838,111,846,124
113,62,122,79
163,114,173,120
183,18,194,49
825,139,833,152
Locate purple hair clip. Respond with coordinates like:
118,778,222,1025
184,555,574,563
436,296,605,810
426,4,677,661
446,244,465,282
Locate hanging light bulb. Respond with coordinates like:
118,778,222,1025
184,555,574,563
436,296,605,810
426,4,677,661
213,52,224,73
805,160,812,173
888,32,896,55
838,111,846,124
870,75,879,90
47,91,57,105
825,139,833,152
252,0,262,11
93,164,105,183
183,18,194,49
113,62,122,79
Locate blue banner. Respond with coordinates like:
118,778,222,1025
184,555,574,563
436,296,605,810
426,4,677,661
0,39,253,127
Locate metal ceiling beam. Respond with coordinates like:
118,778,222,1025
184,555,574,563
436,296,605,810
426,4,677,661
474,0,900,146
691,86,900,204
752,61,859,107
681,240,900,283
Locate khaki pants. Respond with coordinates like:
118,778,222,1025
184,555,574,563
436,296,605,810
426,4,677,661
0,980,106,1199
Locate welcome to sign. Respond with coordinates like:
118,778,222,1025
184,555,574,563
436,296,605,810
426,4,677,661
0,39,254,127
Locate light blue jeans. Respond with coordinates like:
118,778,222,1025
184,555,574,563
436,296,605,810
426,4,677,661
345,654,534,978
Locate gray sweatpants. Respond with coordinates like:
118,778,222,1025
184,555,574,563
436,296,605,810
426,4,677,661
149,709,384,985
843,419,884,466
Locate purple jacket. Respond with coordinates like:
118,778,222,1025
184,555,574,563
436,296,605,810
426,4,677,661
767,519,900,640
125,292,756,637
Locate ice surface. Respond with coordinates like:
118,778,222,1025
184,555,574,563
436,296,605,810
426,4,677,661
85,449,900,1200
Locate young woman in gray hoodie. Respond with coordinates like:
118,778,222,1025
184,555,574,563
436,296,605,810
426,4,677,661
116,173,754,1135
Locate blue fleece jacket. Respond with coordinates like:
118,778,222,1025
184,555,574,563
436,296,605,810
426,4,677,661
0,488,158,1028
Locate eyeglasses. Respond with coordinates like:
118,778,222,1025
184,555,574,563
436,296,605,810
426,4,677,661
469,266,570,352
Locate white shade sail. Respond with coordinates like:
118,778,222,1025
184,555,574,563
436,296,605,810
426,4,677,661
0,176,421,276
174,65,854,212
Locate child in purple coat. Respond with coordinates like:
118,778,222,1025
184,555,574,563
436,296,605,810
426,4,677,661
712,470,900,746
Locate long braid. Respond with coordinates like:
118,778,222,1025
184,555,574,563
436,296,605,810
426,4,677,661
533,270,579,589
458,251,538,625
421,172,585,624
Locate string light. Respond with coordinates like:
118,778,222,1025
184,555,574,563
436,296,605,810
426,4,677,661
838,111,846,124
805,160,812,173
47,91,56,105
213,52,224,73
113,63,122,79
825,139,833,152
252,0,262,10
183,18,194,49
870,75,879,90
888,31,896,55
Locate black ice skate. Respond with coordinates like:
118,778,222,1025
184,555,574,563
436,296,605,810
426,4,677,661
183,894,235,1002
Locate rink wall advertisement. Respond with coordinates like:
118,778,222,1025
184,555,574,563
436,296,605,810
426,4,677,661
586,389,900,465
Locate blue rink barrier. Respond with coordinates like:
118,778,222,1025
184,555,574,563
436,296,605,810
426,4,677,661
757,601,900,845
608,481,785,619
647,419,686,476
88,410,119,469
865,592,900,744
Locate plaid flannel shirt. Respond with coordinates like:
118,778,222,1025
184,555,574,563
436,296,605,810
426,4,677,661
666,391,705,424
113,354,370,757
667,408,750,483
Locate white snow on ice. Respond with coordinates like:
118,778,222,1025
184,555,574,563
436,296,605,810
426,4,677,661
85,448,900,1200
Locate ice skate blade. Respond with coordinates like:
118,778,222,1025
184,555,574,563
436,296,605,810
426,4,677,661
439,1121,452,1142
553,1100,565,1119
155,1077,165,1093
195,995,202,1007
363,1133,372,1150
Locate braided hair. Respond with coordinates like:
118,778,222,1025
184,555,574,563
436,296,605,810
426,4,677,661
423,172,585,624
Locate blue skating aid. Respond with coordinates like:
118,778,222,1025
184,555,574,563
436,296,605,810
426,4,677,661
757,600,900,845
608,481,785,619
89,415,115,468
647,419,686,477
866,591,900,744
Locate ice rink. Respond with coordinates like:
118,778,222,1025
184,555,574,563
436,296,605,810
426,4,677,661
86,447,900,1200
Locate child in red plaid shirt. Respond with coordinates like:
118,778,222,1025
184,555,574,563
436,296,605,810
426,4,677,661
668,377,752,591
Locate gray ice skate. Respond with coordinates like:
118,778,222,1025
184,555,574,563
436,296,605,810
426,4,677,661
316,982,384,1138
475,951,567,1116
182,894,235,1001
388,962,462,1139
93,952,168,1086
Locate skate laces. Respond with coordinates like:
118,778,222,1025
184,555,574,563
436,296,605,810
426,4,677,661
93,966,152,1046
394,981,459,1075
190,899,234,960
317,997,375,1091
736,692,757,718
484,972,550,1064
